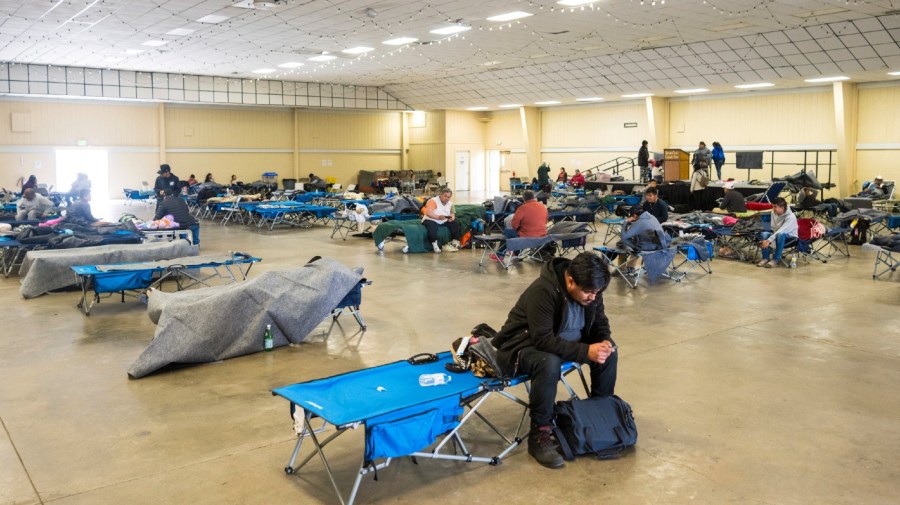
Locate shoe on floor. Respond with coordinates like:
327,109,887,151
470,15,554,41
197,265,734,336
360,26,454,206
442,243,459,252
757,259,768,267
432,241,441,254
528,426,564,469
765,260,777,268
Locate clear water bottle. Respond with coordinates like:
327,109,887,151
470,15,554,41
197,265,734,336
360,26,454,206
264,324,274,351
418,373,452,387
790,253,797,269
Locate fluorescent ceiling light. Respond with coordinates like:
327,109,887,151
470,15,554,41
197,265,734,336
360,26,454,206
252,68,275,74
141,40,168,47
622,93,653,98
197,14,229,24
711,22,751,32
735,82,774,89
166,28,195,36
466,106,489,111
486,11,533,22
535,100,561,105
124,49,145,55
278,61,304,68
481,60,502,66
342,46,374,55
798,7,847,18
887,71,900,76
308,54,337,62
674,88,709,94
383,37,418,45
499,103,522,108
430,25,471,35
804,76,849,83
557,0,594,6
576,97,604,102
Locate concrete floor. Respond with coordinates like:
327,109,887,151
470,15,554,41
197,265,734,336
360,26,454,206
1,193,898,505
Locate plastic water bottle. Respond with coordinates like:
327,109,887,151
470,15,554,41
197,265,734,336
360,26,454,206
418,373,452,387
264,324,274,351
790,253,797,269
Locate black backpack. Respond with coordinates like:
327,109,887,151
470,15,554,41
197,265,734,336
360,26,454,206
849,219,869,245
553,395,637,460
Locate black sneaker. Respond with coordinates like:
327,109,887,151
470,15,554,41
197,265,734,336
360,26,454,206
528,426,564,469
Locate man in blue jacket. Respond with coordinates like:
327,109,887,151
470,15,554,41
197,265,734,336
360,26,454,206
493,253,616,469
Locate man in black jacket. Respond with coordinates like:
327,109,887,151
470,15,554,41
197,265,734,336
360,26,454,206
155,191,200,246
493,253,616,468
154,164,180,199
638,140,650,182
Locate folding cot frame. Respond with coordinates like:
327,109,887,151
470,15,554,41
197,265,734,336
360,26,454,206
473,233,589,270
593,246,687,289
863,243,899,279
253,203,334,230
70,253,260,315
272,353,588,505
0,238,29,277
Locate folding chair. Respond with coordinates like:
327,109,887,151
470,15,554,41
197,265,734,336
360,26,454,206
814,226,851,259
863,243,899,279
327,279,372,331
220,196,244,226
601,217,625,245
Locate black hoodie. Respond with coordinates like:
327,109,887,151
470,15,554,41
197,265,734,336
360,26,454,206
493,257,612,373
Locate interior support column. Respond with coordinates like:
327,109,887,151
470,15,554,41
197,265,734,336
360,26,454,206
520,106,541,177
158,102,166,166
292,108,300,179
646,96,669,153
833,81,858,198
401,111,409,171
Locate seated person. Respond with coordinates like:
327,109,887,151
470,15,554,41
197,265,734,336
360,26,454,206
630,187,668,224
65,189,114,227
569,169,585,188
307,173,328,191
156,191,201,246
492,191,549,261
493,253,615,469
796,187,845,218
857,175,886,198
66,173,91,205
556,167,568,183
713,181,747,214
16,188,55,220
348,203,376,234
650,159,664,183
422,188,461,253
638,179,659,204
186,174,199,186
757,197,798,268
204,173,215,183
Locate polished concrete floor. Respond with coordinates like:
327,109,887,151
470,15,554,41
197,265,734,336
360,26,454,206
1,193,898,505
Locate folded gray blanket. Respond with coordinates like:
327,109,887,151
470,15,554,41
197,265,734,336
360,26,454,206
128,257,362,378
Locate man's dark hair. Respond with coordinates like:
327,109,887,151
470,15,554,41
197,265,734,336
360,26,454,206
642,140,648,146
645,187,658,196
567,253,610,293
79,189,91,199
773,197,788,209
523,190,535,201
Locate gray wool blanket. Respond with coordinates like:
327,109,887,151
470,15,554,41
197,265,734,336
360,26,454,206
20,241,198,299
128,257,362,378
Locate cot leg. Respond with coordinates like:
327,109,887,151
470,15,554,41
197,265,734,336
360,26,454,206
307,425,349,505
284,436,304,474
351,307,366,331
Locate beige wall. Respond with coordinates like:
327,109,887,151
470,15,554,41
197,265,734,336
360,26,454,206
485,110,526,150
541,102,648,148
408,110,446,183
856,84,900,188
446,111,486,191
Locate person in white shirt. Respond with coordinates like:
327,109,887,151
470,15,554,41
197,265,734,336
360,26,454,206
422,187,461,253
16,188,55,220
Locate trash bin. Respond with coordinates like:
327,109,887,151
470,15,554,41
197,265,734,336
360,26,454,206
262,172,278,184
282,178,296,190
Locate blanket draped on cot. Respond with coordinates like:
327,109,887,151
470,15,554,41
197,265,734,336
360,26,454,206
128,257,362,378
20,241,197,298
371,204,486,253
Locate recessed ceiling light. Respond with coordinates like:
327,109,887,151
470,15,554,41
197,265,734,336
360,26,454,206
141,40,168,47
486,11,533,22
430,25,471,35
622,93,654,98
735,82,775,89
466,106,489,111
166,28,195,36
124,49,146,55
887,71,900,76
804,76,849,83
674,88,709,94
711,22,751,32
252,68,275,74
278,61,304,69
383,37,418,45
535,100,561,105
481,60,502,66
557,0,594,6
197,14,229,24
342,46,374,55
308,54,337,62
576,97,604,102
499,103,522,108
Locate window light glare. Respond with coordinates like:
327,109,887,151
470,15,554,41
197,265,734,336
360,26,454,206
535,100,561,105
252,68,275,74
466,106,489,111
674,88,709,94
197,14,229,24
342,46,374,55
383,37,418,45
486,11,533,22
575,97,604,102
278,61,304,69
141,40,168,47
735,82,775,89
430,25,471,35
308,55,337,62
804,76,850,83
622,93,654,98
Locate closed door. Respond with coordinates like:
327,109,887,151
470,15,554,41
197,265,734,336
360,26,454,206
455,150,470,191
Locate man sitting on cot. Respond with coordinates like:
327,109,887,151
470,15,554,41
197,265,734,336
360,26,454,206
422,187,461,253
493,252,616,469
713,181,747,214
492,190,549,262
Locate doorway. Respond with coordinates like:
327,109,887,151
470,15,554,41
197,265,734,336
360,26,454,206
487,150,502,194
56,149,109,202
454,150,470,191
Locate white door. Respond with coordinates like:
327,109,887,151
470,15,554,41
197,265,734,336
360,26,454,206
455,150,470,191
487,150,501,194
56,149,109,202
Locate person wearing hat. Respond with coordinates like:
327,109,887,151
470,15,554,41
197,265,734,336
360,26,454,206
713,181,747,214
859,175,885,198
154,164,180,199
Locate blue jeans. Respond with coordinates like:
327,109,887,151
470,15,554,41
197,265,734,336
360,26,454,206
497,228,519,254
713,159,724,180
188,223,200,246
760,231,788,261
